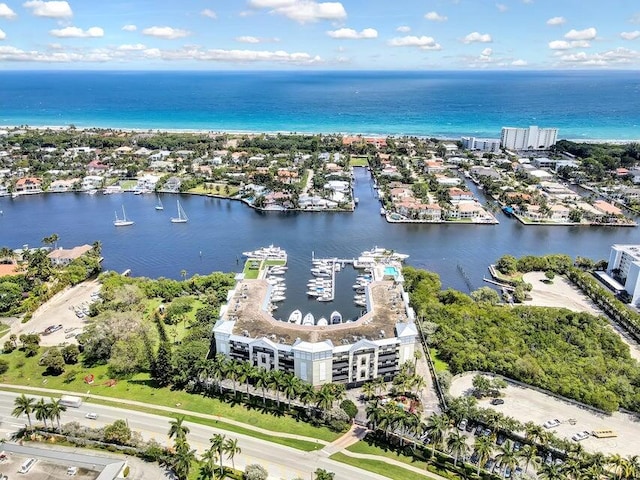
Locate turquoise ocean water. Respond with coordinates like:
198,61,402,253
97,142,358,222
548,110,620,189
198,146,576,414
1,70,639,140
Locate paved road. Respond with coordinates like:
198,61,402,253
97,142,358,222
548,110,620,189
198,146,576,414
0,390,390,480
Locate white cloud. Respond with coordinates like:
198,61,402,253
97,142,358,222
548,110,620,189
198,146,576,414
0,3,17,19
50,26,104,38
142,26,190,40
236,36,260,43
389,35,441,50
0,45,114,62
425,11,447,22
396,25,410,33
155,46,322,64
546,16,565,26
122,24,137,32
117,43,147,51
511,59,528,66
201,9,217,19
23,0,72,18
249,0,346,23
557,47,640,66
463,32,492,44
564,27,597,41
621,31,640,41
481,47,492,56
327,27,377,39
548,39,591,50
496,3,508,12
0,28,5,40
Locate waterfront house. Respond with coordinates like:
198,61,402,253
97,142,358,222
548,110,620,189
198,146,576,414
451,202,484,219
47,244,93,267
424,160,446,174
82,175,104,191
550,204,570,222
87,160,109,173
448,187,475,203
163,177,182,192
470,166,501,180
593,200,623,222
49,179,77,193
435,175,462,186
14,177,43,195
0,183,8,196
389,187,412,201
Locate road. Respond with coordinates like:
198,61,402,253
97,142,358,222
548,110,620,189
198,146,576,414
0,391,389,480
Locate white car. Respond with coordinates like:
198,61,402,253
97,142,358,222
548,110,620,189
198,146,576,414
85,412,98,420
571,431,590,442
543,419,560,429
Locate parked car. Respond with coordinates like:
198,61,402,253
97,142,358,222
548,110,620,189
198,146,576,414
491,398,505,405
496,433,507,445
504,467,512,478
470,451,480,464
466,420,476,433
481,428,492,437
484,458,496,472
515,466,523,477
458,419,468,431
474,424,484,435
85,412,98,420
543,419,561,429
571,431,590,442
513,441,522,452
43,324,63,335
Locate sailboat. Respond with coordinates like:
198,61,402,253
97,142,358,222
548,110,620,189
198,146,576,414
170,200,188,223
114,205,134,227
155,195,164,211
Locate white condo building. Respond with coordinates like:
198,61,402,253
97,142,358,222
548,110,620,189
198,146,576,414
607,245,640,304
461,137,501,153
500,126,558,151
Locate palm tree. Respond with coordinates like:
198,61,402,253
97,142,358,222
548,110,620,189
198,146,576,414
172,440,196,480
237,361,255,400
254,367,271,405
47,398,66,431
180,269,187,281
446,430,469,467
225,361,241,397
209,433,226,475
474,435,494,475
210,354,227,394
412,375,426,399
518,444,540,474
524,421,546,445
223,437,241,470
315,384,335,412
496,440,519,478
365,401,382,430
425,413,450,457
34,397,51,428
361,382,376,401
623,455,639,480
561,457,583,480
538,463,566,480
608,454,628,480
198,448,218,480
168,416,190,441
268,369,285,407
282,373,300,409
12,394,36,428
297,382,316,409
91,240,102,256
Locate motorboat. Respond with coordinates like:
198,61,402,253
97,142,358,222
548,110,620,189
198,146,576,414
307,290,322,297
330,311,342,324
354,299,366,307
316,317,328,326
318,295,332,302
288,310,302,324
311,270,331,277
302,313,315,325
242,245,287,260
271,295,286,302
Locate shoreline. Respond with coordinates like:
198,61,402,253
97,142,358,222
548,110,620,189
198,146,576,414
1,124,638,144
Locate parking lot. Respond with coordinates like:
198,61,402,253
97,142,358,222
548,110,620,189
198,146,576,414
450,373,640,456
2,279,101,347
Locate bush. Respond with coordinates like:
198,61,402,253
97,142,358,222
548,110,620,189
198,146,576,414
339,399,358,419
0,358,8,374
244,463,268,480
3,341,15,354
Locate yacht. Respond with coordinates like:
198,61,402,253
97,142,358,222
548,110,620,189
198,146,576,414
330,311,342,324
242,245,287,260
288,309,302,324
318,295,332,302
271,295,286,302
302,313,315,326
316,317,328,326
113,205,134,227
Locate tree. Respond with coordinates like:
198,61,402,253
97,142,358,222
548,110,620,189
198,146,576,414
314,468,335,480
12,394,35,428
545,270,556,282
61,344,80,364
209,433,226,475
153,340,173,387
104,419,132,445
168,416,190,442
0,281,22,313
172,439,196,480
47,398,66,431
39,348,65,375
474,435,494,475
471,287,501,305
34,397,51,428
282,372,300,409
518,444,540,474
425,413,450,457
496,440,519,478
244,464,268,480
496,255,518,275
446,430,469,467
254,367,270,405
223,437,241,471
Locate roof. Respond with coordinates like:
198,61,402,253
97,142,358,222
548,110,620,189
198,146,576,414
47,244,93,261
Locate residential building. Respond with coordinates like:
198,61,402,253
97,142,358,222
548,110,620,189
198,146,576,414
14,177,42,195
607,245,640,304
500,126,558,150
461,137,501,153
47,244,93,266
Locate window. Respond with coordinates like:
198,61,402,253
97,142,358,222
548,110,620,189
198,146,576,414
360,356,367,366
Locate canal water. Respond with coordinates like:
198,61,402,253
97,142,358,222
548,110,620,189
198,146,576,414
1,168,639,320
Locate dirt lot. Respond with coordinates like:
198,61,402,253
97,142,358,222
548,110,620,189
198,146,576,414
2,279,101,347
522,271,640,361
450,373,640,456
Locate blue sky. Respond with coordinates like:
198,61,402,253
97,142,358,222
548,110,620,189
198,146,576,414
0,0,639,69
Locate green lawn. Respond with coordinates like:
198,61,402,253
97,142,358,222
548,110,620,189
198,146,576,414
429,348,449,373
119,180,138,190
242,260,262,279
331,452,428,480
347,440,431,471
349,158,369,167
188,184,239,197
0,350,339,443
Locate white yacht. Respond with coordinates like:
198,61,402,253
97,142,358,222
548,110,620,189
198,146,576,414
242,245,287,260
330,311,342,324
302,313,315,326
316,317,328,326
288,309,302,324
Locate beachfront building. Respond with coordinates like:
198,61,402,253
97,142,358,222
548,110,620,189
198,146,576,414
212,253,418,388
47,244,93,267
606,245,640,304
461,136,501,153
500,126,558,151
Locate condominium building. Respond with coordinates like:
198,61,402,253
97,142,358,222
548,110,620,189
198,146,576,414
461,137,501,153
500,126,558,151
212,259,418,388
607,244,640,304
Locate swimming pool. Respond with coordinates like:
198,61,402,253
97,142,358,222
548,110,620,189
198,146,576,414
384,266,399,277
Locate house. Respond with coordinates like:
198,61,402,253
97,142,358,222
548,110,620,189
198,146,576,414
0,184,8,196
451,202,484,219
435,175,462,186
470,166,501,180
593,200,622,218
14,177,43,194
424,160,446,174
49,179,77,193
47,244,93,267
550,204,570,221
448,187,474,203
163,177,182,192
87,160,109,173
389,187,412,201
82,175,104,191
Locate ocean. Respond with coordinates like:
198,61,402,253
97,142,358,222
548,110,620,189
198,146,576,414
1,70,639,140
